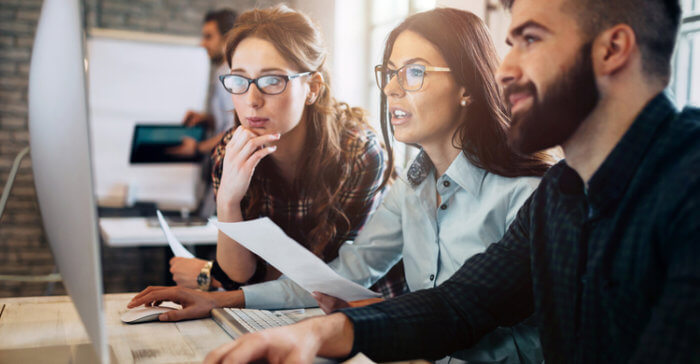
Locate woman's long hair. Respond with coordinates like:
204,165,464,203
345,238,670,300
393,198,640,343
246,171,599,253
223,5,392,259
379,8,553,177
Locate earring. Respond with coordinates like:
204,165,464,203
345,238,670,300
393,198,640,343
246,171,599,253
460,99,467,107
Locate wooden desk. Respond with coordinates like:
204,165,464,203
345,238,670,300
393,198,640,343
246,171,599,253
0,293,231,363
0,294,422,364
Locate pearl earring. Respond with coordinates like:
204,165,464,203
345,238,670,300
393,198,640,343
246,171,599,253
460,99,467,107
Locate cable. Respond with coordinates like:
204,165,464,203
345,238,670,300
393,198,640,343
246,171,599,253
0,146,30,219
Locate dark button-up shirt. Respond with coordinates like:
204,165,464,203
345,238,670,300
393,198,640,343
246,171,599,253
342,93,700,363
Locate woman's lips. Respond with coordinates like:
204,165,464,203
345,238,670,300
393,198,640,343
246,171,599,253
389,106,412,126
246,117,269,128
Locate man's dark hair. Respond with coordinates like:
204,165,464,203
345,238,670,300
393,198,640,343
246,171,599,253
501,0,681,79
204,8,238,36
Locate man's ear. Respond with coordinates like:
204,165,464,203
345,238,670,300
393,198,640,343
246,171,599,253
307,72,325,104
592,24,637,77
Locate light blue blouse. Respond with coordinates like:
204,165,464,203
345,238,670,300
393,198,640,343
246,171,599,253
241,150,540,309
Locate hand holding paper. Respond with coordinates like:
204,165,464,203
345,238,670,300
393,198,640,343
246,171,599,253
212,217,380,302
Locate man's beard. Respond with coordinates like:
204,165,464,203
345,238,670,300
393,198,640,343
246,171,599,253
505,42,599,154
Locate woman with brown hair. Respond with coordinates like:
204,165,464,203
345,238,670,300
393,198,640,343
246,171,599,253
204,7,552,364
129,4,401,316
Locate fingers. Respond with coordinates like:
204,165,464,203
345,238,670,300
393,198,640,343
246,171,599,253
128,286,163,306
204,340,240,364
243,146,277,173
312,292,349,314
128,286,178,308
183,111,195,126
348,297,385,308
158,304,208,322
208,333,270,364
226,127,279,161
226,126,253,152
230,133,280,166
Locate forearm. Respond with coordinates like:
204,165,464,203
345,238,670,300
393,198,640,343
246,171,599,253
210,289,246,308
216,205,257,282
216,231,257,283
340,287,477,362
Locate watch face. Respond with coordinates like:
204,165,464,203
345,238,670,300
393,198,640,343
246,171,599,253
197,273,208,286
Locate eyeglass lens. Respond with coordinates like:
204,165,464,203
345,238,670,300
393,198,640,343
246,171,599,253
222,75,287,95
376,64,426,92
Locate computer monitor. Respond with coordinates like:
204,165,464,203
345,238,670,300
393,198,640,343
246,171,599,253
28,0,108,362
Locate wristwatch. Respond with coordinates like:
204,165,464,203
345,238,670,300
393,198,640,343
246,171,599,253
197,261,214,291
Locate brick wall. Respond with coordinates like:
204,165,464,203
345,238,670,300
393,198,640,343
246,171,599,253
0,0,280,298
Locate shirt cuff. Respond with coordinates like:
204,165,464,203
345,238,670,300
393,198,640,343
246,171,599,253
339,305,392,358
241,277,319,309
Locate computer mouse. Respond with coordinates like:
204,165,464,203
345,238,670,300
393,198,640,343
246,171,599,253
120,306,177,324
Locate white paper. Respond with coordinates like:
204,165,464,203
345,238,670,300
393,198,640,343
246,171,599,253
213,217,381,302
156,210,195,258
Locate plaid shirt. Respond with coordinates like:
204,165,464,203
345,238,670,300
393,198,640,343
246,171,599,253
211,126,406,294
341,93,700,363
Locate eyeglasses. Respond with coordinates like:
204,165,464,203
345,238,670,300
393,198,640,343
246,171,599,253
218,71,312,95
374,64,451,92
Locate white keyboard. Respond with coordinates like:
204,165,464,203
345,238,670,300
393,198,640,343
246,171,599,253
223,308,296,332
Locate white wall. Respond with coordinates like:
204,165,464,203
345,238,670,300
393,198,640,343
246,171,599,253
291,0,370,111
290,0,336,69
435,0,511,58
290,0,513,110
437,0,485,18
332,1,369,110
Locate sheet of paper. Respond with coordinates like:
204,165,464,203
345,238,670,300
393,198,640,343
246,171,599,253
213,217,380,302
156,210,195,258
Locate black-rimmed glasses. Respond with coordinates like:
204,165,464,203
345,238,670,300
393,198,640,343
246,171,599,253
374,64,451,92
219,71,312,95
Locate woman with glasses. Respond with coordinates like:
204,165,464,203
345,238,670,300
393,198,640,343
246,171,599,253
136,7,550,362
206,8,552,364
129,4,403,316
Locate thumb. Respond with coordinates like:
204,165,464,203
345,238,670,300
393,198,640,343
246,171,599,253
159,307,201,322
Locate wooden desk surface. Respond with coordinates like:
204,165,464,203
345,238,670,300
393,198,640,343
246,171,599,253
0,293,232,363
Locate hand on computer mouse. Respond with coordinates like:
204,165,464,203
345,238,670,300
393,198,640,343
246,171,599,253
127,286,217,322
